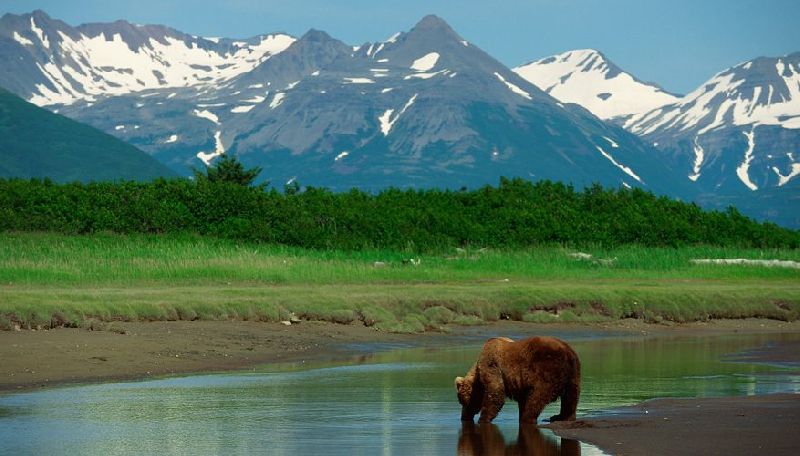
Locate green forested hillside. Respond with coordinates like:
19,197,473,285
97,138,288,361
0,88,175,182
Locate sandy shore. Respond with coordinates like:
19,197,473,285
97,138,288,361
0,320,443,392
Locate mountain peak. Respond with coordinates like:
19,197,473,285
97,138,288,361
31,9,52,20
409,14,458,37
415,14,449,28
299,28,334,43
626,51,800,136
514,48,679,120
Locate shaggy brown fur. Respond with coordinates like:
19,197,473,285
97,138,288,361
455,336,581,425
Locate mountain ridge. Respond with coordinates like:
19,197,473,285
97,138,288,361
0,9,295,105
0,10,795,226
42,14,688,199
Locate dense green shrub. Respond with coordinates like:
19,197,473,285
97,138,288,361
0,177,796,249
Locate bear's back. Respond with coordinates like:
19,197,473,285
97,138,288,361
501,336,579,373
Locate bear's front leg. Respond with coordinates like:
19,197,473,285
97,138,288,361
461,405,478,422
478,380,505,423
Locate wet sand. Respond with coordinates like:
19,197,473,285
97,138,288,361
0,320,441,392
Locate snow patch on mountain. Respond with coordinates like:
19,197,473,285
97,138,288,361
269,92,286,109
379,94,418,136
772,163,800,186
30,17,49,49
404,70,447,80
197,131,225,165
193,109,219,124
411,52,440,71
404,70,448,80
602,136,619,148
343,77,375,84
596,145,643,183
689,136,705,182
514,49,678,120
736,129,758,191
494,72,531,100
12,31,33,46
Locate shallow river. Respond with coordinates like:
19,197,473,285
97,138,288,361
1,331,798,455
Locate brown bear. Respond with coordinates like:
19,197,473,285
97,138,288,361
455,336,580,425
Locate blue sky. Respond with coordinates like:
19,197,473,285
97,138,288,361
3,0,799,94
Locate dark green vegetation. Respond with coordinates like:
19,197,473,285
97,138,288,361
1,177,797,249
0,87,175,182
0,233,798,332
193,153,264,187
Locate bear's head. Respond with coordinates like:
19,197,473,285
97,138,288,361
455,375,483,421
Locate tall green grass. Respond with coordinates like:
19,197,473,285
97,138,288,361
2,232,798,285
0,233,798,331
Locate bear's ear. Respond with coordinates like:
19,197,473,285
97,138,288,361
455,376,464,387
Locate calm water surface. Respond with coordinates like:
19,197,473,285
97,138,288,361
1,331,798,455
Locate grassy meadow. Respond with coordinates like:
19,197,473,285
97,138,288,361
1,233,798,332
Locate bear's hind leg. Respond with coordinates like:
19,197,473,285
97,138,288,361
549,379,579,422
519,389,550,426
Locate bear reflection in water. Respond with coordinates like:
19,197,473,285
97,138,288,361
457,422,580,456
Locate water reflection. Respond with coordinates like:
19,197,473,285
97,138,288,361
457,423,579,456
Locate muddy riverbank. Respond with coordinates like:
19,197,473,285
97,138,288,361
1,318,797,393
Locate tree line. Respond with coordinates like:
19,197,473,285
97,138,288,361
1,172,797,250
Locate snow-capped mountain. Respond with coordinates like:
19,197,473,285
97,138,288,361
625,53,800,136
513,49,679,120
621,52,800,227
511,48,799,226
624,53,800,192
3,10,795,226
48,15,686,196
0,10,294,105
